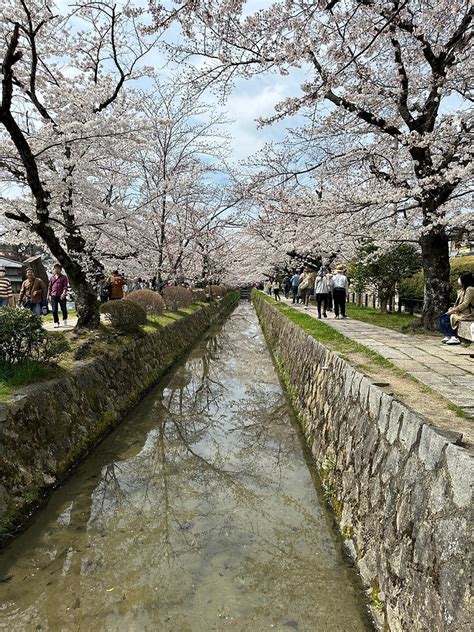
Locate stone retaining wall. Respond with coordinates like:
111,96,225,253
253,292,472,632
0,294,238,535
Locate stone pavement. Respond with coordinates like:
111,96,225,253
281,297,474,416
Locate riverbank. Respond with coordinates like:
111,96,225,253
0,292,239,537
253,290,472,632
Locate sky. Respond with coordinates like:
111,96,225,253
138,0,309,166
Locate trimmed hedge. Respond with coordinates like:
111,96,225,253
126,289,165,315
190,288,208,302
100,299,147,333
162,286,193,310
208,284,228,298
400,255,474,301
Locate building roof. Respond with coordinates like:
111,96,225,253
0,256,22,269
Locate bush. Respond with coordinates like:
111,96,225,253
126,289,165,315
190,288,208,302
162,286,193,311
100,299,147,333
0,308,70,364
208,285,228,298
400,255,474,301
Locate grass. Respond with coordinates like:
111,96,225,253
0,360,64,402
344,303,418,333
258,293,394,369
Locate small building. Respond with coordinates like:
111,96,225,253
0,256,23,294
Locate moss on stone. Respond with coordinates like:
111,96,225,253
371,586,384,611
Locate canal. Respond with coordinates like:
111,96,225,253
0,303,372,631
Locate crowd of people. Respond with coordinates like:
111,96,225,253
261,264,474,345
0,265,176,328
0,262,70,328
263,263,350,319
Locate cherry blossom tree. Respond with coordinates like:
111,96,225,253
121,82,241,285
0,0,179,328
167,0,473,329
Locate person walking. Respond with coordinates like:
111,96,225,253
282,274,291,299
19,268,46,316
298,267,313,310
314,266,330,318
48,263,69,328
440,271,474,345
273,278,281,301
290,271,300,303
128,276,142,293
332,264,349,319
107,270,126,300
0,266,14,308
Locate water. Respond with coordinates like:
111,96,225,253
0,303,372,631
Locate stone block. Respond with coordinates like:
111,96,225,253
358,376,371,409
343,365,356,399
418,425,448,471
445,444,473,509
398,411,423,453
368,384,382,420
350,372,363,401
358,548,378,584
377,392,392,434
386,400,404,445
381,446,400,484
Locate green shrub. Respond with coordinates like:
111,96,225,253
0,308,70,365
100,299,147,332
399,270,424,300
126,289,165,315
162,286,193,311
400,255,474,301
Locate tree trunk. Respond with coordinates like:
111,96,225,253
420,227,451,330
74,282,100,329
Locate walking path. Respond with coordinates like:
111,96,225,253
281,297,474,416
43,316,77,331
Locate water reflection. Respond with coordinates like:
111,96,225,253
0,304,371,631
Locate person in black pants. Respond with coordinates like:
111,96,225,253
314,267,330,318
48,263,69,328
331,264,349,319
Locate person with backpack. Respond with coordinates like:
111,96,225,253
19,268,46,316
107,270,126,300
298,267,314,310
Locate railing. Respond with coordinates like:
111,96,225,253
347,292,423,315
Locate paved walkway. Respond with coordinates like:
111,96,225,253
43,316,77,331
281,297,474,416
